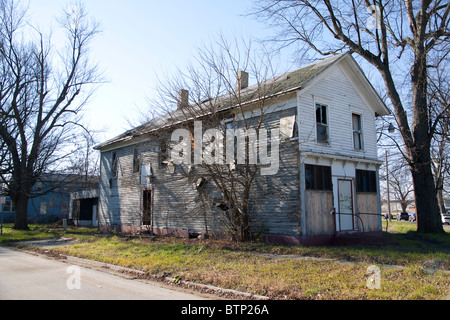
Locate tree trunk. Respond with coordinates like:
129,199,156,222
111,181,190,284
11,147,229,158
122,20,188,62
437,188,446,215
240,210,251,241
408,43,444,234
13,192,29,230
412,169,443,233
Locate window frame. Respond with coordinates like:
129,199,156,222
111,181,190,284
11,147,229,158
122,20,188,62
315,103,329,144
40,202,48,215
133,147,140,173
356,169,377,193
3,200,15,212
305,164,332,191
159,140,169,167
352,113,363,151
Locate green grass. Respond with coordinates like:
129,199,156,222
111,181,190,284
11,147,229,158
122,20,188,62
0,223,100,244
52,235,449,300
1,222,449,300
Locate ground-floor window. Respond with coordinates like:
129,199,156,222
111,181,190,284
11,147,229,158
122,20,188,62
305,164,332,191
356,170,377,193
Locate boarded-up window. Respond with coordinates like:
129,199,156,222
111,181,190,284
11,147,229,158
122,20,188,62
305,164,332,191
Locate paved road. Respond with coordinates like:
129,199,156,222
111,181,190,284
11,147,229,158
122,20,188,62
0,247,206,300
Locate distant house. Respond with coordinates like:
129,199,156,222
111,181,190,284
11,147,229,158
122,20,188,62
1,174,98,223
94,53,390,245
0,190,15,222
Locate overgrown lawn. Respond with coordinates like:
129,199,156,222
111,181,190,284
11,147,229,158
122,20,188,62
1,222,449,300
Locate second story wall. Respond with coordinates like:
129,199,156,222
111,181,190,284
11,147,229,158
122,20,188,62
297,63,379,161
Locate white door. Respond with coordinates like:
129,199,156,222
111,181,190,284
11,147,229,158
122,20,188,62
338,179,354,231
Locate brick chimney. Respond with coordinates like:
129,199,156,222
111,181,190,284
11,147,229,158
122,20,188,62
237,71,249,90
177,89,189,109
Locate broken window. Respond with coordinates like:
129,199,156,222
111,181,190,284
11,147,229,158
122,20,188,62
159,140,168,167
352,113,363,150
316,103,328,143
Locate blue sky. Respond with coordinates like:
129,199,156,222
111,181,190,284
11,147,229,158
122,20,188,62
27,0,274,141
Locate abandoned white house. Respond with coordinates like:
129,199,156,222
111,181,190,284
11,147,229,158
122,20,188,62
94,52,390,245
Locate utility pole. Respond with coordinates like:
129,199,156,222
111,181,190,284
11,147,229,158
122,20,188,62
385,150,392,222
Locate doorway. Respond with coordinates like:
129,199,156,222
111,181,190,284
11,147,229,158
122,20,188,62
142,189,152,226
337,179,355,232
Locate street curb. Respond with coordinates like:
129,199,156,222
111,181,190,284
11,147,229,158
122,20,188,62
11,241,270,300
63,254,270,300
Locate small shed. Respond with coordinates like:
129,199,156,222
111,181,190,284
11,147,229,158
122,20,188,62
70,189,99,227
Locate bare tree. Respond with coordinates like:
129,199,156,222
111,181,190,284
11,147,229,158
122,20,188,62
0,0,101,229
428,52,450,214
389,156,415,212
253,0,449,233
66,130,101,185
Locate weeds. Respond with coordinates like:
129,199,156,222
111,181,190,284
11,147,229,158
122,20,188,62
1,222,449,300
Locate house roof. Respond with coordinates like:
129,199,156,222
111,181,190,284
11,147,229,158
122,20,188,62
95,52,389,151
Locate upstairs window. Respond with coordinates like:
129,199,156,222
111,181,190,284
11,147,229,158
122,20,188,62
352,113,363,150
133,148,140,173
316,103,328,143
159,140,168,167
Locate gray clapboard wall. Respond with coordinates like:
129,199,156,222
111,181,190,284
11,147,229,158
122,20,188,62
98,107,301,237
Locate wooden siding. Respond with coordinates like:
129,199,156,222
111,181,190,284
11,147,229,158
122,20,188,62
97,63,384,240
98,107,301,238
297,64,379,160
305,190,334,236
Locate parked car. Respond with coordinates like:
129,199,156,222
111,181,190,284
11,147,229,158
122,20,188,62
408,212,416,222
397,212,409,221
442,212,450,225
